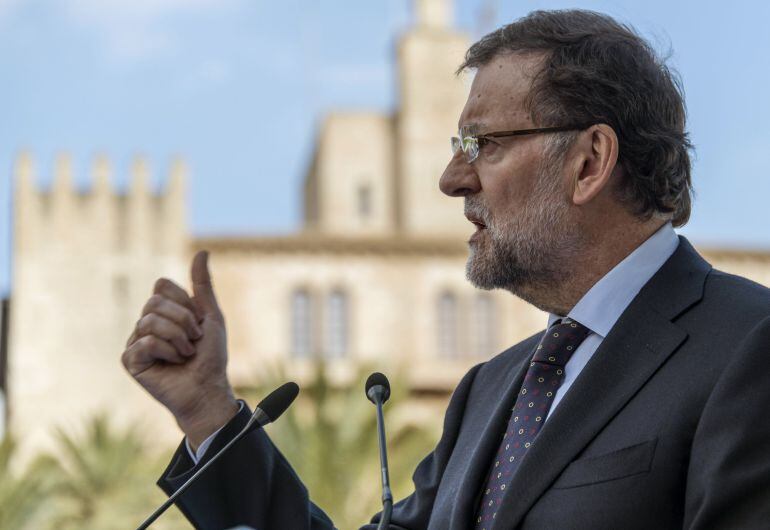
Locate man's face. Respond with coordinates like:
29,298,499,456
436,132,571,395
440,53,584,294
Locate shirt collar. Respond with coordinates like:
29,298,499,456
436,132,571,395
547,222,680,337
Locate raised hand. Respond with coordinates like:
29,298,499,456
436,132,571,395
122,250,239,448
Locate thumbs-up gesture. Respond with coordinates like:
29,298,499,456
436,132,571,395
122,251,239,448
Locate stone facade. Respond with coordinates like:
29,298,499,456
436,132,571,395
6,0,770,460
9,152,189,456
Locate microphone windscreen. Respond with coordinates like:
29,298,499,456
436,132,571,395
365,372,391,403
256,382,299,423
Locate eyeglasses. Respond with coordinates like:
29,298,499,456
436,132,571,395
450,124,593,164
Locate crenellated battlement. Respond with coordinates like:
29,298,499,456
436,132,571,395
9,152,191,462
13,151,187,207
13,152,188,256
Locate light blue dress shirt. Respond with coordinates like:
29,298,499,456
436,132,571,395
542,222,679,423
188,223,680,462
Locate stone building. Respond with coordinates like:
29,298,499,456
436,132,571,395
6,0,770,459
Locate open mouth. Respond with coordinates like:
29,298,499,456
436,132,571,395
466,215,487,231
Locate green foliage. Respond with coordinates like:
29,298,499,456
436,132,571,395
0,437,59,530
236,363,442,529
1,363,443,530
0,415,190,530
44,414,189,530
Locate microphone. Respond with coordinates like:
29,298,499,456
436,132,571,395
365,372,393,530
136,382,300,530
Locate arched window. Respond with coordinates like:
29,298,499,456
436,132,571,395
437,291,459,358
357,183,372,220
473,293,495,357
325,290,348,358
291,288,313,358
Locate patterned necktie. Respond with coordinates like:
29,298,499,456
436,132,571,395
474,318,591,529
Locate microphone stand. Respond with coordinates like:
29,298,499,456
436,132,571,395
136,382,299,530
136,409,268,530
365,372,393,530
374,396,393,530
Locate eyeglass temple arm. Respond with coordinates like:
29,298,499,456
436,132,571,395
483,124,593,139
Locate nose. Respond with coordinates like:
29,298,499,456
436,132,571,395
439,150,481,197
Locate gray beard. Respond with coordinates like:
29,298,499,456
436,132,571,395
465,163,582,295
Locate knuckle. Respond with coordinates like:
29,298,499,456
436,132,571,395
138,334,158,350
143,294,163,314
153,277,170,294
135,315,151,336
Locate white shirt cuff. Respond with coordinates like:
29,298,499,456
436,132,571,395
185,401,245,464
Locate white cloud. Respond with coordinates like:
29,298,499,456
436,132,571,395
197,59,230,84
0,0,22,20
58,0,244,62
321,63,389,87
65,0,236,21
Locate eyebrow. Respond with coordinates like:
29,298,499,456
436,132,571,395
458,121,485,134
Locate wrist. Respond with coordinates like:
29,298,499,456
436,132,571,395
176,389,239,450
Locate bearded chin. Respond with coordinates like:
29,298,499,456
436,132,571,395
465,227,544,291
465,198,582,295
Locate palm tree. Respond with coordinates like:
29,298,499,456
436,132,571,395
1,364,442,530
45,413,190,530
0,436,59,530
236,362,443,529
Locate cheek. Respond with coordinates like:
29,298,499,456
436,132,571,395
479,144,545,216
482,185,520,230
481,168,536,218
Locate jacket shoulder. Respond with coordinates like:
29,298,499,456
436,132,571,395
703,268,770,317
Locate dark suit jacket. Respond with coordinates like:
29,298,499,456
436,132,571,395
158,237,770,529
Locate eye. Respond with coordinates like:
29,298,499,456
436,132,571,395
477,137,499,151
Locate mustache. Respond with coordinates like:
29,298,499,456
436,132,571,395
464,197,490,226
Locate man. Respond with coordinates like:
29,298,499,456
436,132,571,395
122,10,770,529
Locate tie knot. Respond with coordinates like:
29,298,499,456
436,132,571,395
531,319,591,366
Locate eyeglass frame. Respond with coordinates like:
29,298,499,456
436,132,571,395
451,123,595,164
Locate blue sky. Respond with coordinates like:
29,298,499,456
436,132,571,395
1,0,769,296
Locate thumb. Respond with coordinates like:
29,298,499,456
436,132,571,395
191,250,221,319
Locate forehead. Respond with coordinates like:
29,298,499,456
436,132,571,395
458,52,545,132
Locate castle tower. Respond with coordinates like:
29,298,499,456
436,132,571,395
303,0,469,239
162,158,189,257
395,0,469,237
12,152,40,255
89,154,117,252
50,154,78,249
303,113,396,237
8,153,189,460
127,156,153,256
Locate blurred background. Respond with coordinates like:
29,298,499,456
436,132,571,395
1,0,769,528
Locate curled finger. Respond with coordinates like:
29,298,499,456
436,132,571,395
122,335,186,376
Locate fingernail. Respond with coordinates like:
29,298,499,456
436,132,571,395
186,342,196,356
193,325,203,338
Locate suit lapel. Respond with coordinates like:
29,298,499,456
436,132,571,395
488,237,711,530
489,304,686,529
447,336,539,530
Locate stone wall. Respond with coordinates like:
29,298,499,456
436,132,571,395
8,153,189,459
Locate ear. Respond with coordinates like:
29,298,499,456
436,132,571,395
569,124,619,206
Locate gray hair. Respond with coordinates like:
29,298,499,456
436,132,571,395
459,9,694,227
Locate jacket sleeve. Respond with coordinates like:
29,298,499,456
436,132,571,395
157,405,334,530
157,363,482,530
684,315,770,529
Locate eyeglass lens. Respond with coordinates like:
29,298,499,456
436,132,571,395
450,136,478,163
